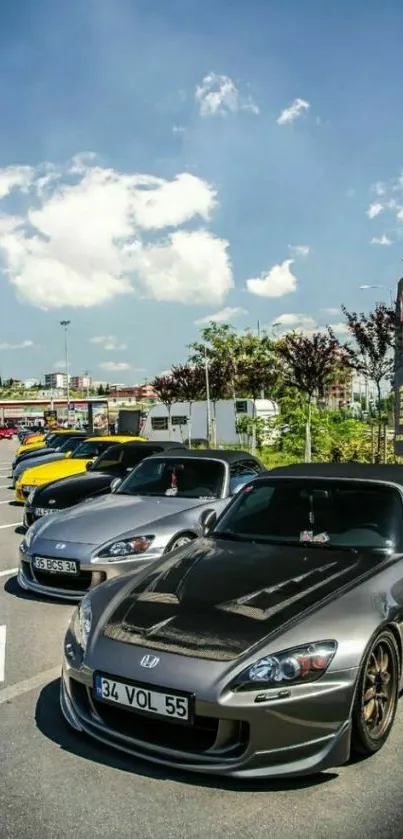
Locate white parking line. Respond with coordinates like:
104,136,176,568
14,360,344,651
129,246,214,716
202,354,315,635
0,627,6,682
0,523,20,530
0,568,18,578
0,666,60,705
0,500,11,505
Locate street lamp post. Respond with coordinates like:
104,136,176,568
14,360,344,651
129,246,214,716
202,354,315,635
60,320,71,417
204,346,212,444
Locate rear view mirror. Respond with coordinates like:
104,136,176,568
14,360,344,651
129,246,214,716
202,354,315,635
110,477,122,493
200,509,217,537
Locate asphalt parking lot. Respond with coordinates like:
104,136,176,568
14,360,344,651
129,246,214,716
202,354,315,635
2,440,403,839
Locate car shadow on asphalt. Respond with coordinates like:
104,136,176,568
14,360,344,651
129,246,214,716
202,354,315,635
35,678,338,792
3,575,77,606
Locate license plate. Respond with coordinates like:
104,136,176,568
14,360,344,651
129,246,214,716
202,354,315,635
33,556,78,574
34,508,56,516
93,674,191,722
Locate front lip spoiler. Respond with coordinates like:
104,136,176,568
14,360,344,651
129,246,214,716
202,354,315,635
17,567,86,602
60,670,352,780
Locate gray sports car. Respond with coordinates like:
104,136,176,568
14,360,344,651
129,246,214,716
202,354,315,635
61,463,403,779
18,450,264,601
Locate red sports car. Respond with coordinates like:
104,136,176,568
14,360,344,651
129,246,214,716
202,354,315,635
0,427,15,439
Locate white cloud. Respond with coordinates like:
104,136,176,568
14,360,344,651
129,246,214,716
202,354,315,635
372,182,387,196
276,98,310,125
0,339,34,350
366,202,384,219
327,321,350,334
271,314,348,337
321,307,340,316
370,235,392,246
272,314,316,333
129,229,233,305
246,259,297,298
288,244,310,258
194,306,248,325
90,335,127,350
172,125,186,134
0,155,233,309
99,361,131,372
0,166,33,199
195,73,259,117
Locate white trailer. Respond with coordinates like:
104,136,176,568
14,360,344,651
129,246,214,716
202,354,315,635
141,398,279,445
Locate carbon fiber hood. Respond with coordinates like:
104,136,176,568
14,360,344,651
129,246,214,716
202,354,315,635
103,538,383,661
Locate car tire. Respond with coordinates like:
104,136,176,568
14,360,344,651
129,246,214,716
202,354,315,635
351,628,400,757
166,533,195,552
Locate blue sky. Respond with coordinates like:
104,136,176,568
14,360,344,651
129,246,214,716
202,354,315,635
0,0,402,384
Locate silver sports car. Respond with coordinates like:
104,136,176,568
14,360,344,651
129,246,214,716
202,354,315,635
61,463,403,779
18,450,264,601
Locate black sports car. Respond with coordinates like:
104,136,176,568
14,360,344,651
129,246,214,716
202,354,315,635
23,440,187,529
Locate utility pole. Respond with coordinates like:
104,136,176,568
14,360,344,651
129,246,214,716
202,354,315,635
60,320,71,420
204,346,212,444
257,320,265,399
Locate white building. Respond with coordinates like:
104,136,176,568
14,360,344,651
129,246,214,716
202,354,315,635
44,372,71,390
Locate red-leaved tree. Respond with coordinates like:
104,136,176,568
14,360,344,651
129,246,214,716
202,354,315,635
276,330,350,462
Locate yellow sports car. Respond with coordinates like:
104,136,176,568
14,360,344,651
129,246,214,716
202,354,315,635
15,428,76,457
15,435,143,503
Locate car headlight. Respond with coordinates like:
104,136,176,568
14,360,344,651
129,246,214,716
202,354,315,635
98,535,155,560
22,484,36,493
21,527,34,551
231,641,337,691
73,595,93,651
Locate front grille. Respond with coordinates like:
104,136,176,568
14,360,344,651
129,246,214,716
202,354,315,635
69,679,249,757
92,698,220,751
33,568,93,591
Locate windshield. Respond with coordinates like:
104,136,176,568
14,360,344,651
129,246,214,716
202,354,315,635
45,433,68,448
90,445,163,472
118,457,226,498
58,436,85,453
72,440,113,459
214,479,403,551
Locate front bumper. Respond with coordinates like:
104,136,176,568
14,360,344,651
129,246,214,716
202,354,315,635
15,484,31,504
23,503,58,529
18,547,160,601
60,650,356,779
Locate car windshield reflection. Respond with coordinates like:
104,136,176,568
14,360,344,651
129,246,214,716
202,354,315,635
214,480,402,551
117,458,225,499
72,442,109,459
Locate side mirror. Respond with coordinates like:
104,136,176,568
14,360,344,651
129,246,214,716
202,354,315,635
64,451,72,458
110,477,122,493
85,462,92,471
199,509,217,537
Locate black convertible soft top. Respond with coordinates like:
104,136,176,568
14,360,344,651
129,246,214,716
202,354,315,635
265,462,403,485
146,449,260,463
